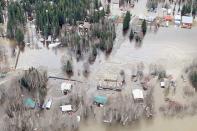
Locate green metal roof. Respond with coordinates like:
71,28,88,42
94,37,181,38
94,96,107,105
24,98,36,108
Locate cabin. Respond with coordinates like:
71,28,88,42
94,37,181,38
60,105,72,112
181,16,193,29
94,95,108,106
132,89,144,102
61,82,72,95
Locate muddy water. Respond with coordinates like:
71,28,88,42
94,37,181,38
79,115,197,131
1,19,197,131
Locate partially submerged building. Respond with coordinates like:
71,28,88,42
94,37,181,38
45,98,52,109
164,15,173,21
132,89,144,102
94,95,108,106
181,16,193,29
60,105,72,112
24,98,36,108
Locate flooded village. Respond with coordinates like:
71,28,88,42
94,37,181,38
0,0,197,131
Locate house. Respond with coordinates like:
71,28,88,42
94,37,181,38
45,98,52,109
132,89,144,101
60,105,72,112
181,16,193,29
61,82,72,95
174,15,181,25
24,98,36,108
94,95,108,106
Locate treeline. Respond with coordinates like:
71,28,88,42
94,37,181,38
7,1,25,44
181,2,197,17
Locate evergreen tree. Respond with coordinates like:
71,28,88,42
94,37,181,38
129,28,134,40
106,4,110,14
142,19,147,35
15,29,24,45
192,7,196,18
123,11,131,31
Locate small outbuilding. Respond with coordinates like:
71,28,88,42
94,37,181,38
24,98,36,108
132,89,144,101
160,81,165,88
45,98,52,109
61,82,72,95
164,15,173,21
60,105,72,112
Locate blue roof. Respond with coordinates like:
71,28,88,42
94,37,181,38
24,98,36,108
94,96,107,105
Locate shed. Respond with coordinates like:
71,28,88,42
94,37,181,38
132,89,144,100
160,81,165,88
167,9,172,15
45,98,52,109
24,98,36,108
174,15,181,25
61,82,72,93
94,96,108,105
60,105,72,112
99,6,104,11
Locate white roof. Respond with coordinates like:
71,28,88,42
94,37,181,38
47,35,52,41
54,38,59,42
182,16,193,24
61,82,72,91
167,9,172,14
132,89,143,100
139,15,145,20
48,42,61,49
60,105,72,112
46,99,52,109
175,15,181,20
99,7,104,11
77,116,80,122
146,16,156,22
160,81,165,87
40,38,44,41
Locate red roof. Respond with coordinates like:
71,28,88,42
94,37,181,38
164,15,173,21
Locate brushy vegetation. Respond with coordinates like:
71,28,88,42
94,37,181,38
20,67,48,105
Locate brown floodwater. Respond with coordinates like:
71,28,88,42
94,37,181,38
2,25,195,131
1,15,197,131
